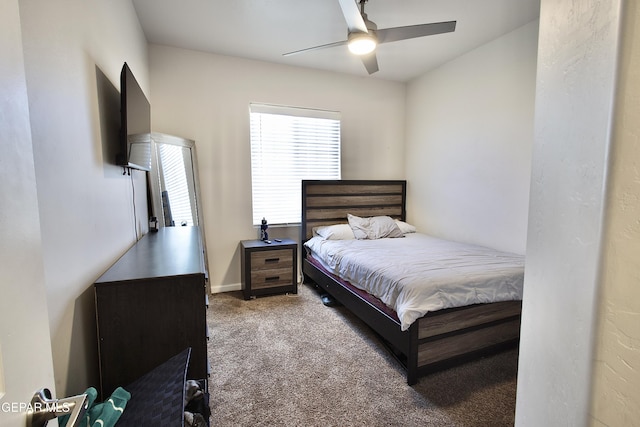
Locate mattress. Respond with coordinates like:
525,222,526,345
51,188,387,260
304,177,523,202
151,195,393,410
304,233,525,331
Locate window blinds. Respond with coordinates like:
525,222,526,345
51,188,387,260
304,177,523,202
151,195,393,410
250,103,341,225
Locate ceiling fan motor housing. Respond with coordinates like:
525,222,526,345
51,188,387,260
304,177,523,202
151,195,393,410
347,12,377,55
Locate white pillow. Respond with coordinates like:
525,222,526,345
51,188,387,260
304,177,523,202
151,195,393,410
347,214,404,240
395,220,417,234
313,223,355,240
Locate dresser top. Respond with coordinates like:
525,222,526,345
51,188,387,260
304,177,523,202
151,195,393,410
95,226,204,285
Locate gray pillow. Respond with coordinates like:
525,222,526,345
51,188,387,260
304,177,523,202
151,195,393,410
347,214,404,239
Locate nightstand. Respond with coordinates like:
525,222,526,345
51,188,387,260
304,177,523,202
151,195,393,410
240,239,298,300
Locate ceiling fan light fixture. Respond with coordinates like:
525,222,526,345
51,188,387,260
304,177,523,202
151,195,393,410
347,32,377,55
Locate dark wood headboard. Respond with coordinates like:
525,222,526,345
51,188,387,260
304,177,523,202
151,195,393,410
301,180,407,241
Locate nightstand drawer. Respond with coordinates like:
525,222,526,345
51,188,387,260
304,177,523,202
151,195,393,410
250,268,294,289
250,249,293,270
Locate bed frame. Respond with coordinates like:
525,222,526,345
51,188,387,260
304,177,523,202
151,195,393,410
301,180,521,385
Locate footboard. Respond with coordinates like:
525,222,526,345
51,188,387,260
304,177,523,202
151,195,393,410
414,302,521,375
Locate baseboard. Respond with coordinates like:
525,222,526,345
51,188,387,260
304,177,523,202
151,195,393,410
210,282,241,294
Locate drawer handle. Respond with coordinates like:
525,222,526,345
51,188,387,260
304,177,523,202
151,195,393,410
265,276,280,281
265,258,280,263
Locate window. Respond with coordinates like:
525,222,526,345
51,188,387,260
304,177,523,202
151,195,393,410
250,103,341,225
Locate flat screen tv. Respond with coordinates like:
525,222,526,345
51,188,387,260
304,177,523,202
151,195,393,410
117,62,151,171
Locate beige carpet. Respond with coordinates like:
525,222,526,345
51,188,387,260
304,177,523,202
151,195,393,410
206,284,518,426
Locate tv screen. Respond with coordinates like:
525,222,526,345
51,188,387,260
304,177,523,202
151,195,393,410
117,63,151,171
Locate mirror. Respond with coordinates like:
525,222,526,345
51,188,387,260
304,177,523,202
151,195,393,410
148,132,209,285
149,132,203,228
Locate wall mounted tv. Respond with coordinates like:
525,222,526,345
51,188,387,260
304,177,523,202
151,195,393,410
117,62,151,171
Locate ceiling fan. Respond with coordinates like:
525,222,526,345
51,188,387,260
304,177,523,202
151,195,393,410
283,0,457,75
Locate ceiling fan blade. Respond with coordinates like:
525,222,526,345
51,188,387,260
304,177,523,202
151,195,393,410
361,52,379,74
338,0,369,33
377,21,456,44
283,40,348,56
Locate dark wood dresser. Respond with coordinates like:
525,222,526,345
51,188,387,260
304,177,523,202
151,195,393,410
94,226,209,398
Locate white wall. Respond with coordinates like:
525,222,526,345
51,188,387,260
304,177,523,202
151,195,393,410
515,1,623,425
18,0,150,395
149,45,406,292
0,1,57,423
590,1,640,424
405,21,538,254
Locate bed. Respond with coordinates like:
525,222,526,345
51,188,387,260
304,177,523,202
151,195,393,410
301,180,524,385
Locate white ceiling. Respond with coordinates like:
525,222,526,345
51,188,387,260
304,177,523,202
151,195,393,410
132,0,540,82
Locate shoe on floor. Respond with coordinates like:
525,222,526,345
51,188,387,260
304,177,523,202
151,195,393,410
321,293,340,307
